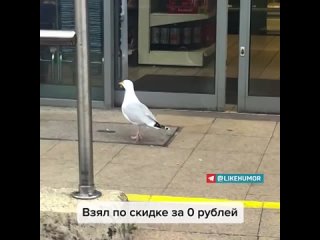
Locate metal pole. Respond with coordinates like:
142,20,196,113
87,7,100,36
72,0,101,200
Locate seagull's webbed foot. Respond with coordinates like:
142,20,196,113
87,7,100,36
130,135,138,140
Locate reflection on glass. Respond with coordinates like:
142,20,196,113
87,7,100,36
248,0,280,97
40,0,104,100
226,33,239,104
124,0,217,94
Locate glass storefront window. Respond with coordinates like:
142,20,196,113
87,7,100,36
40,0,104,100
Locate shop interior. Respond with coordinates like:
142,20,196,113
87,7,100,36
127,0,280,104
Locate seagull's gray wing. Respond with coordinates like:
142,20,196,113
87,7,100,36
122,101,157,127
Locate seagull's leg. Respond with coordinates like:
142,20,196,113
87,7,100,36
131,125,140,141
137,126,143,141
135,126,143,143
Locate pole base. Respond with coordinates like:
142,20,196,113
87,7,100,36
71,186,102,200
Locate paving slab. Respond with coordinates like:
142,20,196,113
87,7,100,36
95,163,180,189
209,118,276,138
110,144,192,167
258,209,280,238
134,229,258,240
265,138,280,155
168,132,205,149
138,208,262,236
164,166,250,200
257,153,280,174
183,150,263,173
40,139,59,156
272,123,280,139
197,134,270,153
246,174,280,202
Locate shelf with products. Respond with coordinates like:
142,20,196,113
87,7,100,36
150,11,215,27
138,0,217,67
140,43,216,67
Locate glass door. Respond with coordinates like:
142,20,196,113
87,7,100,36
238,0,280,113
114,0,228,110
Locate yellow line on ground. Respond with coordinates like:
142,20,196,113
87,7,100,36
127,194,280,209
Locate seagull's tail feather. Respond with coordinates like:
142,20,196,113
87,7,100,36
154,121,170,130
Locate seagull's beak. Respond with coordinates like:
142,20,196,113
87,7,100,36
119,81,124,88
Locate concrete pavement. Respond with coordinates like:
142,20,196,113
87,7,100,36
40,106,280,239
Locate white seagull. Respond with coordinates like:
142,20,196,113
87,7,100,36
119,80,169,142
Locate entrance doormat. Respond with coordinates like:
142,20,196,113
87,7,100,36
135,74,215,94
40,120,178,147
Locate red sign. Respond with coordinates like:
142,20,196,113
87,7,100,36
206,174,216,183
